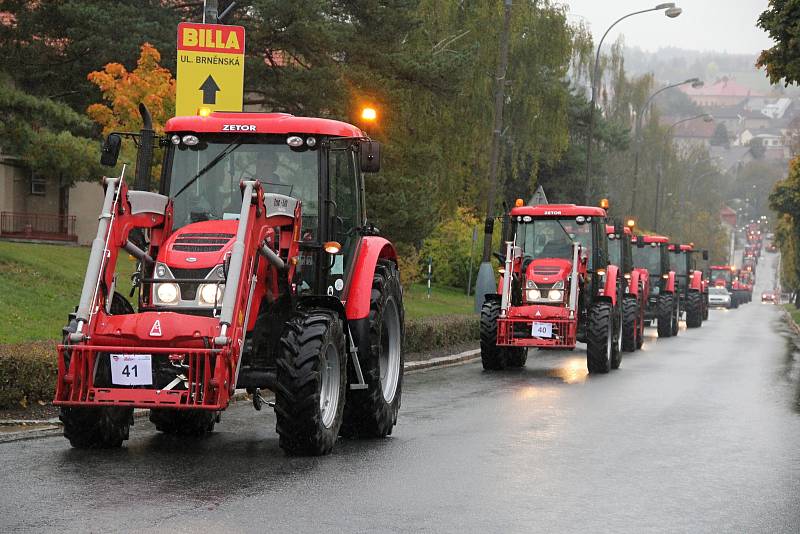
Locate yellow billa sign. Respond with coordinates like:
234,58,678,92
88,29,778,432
176,23,245,117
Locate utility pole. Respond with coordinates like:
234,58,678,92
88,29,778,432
474,0,513,312
204,0,219,23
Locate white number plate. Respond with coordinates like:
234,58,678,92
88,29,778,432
110,354,153,386
532,322,553,338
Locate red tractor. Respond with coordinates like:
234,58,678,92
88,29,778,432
480,204,623,374
710,265,740,308
54,109,404,455
631,235,679,338
606,224,648,351
667,244,706,328
739,270,754,302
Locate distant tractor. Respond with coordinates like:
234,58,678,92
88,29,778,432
606,223,648,351
54,109,404,455
667,244,707,328
480,203,623,374
710,265,740,308
631,235,679,338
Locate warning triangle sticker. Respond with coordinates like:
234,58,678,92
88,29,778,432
150,320,163,337
535,310,541,317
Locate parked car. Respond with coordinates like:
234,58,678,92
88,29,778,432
761,290,777,303
708,286,732,309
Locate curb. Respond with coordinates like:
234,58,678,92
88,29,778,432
0,347,480,443
781,307,800,336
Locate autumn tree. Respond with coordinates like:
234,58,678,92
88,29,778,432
757,0,800,86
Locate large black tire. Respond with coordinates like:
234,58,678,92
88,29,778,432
506,347,528,368
275,310,347,456
730,292,739,309
480,299,506,370
657,294,673,338
586,302,613,374
149,409,216,436
621,297,638,352
60,406,133,449
686,291,703,328
341,260,404,439
702,293,709,321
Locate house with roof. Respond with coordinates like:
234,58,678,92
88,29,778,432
679,77,765,108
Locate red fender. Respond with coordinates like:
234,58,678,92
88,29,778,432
603,264,620,306
344,236,398,321
665,271,676,293
628,269,641,298
689,270,703,291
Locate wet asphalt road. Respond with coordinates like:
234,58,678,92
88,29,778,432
2,253,800,533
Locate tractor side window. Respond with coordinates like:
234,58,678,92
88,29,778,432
328,148,361,292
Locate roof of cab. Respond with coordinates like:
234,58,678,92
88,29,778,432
605,225,633,236
511,204,606,217
632,234,669,244
668,244,694,252
165,112,364,137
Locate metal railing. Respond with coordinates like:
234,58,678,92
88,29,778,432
0,211,77,241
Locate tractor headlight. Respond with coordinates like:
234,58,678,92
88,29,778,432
198,283,224,306
156,283,179,304
526,289,541,302
548,290,563,301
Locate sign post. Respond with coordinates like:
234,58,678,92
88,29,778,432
176,22,245,116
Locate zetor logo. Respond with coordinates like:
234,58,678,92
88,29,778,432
544,210,562,215
222,124,256,131
149,320,163,337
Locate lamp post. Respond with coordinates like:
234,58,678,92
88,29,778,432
630,77,702,214
584,3,682,205
654,113,713,231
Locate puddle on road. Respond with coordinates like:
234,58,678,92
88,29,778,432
0,423,59,434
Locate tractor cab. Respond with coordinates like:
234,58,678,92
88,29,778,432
631,235,679,336
668,244,693,295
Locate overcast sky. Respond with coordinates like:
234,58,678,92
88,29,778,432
560,0,774,56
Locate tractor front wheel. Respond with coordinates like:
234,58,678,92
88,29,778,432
275,310,347,456
657,294,673,338
149,409,216,436
341,260,404,439
505,347,527,368
586,301,613,374
60,406,132,449
621,296,638,352
686,291,703,328
480,299,506,370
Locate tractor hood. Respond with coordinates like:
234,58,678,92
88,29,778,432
525,258,572,285
160,220,238,270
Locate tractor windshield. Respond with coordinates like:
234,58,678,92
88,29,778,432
712,269,733,284
168,135,319,233
607,236,621,267
632,243,662,274
669,251,688,276
517,217,593,263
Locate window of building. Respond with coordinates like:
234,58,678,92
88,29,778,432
30,176,46,196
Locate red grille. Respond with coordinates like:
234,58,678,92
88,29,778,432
497,317,577,348
55,345,226,410
533,266,562,276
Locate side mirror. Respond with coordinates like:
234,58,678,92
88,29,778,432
359,140,381,173
100,134,122,167
613,220,623,235
702,250,709,261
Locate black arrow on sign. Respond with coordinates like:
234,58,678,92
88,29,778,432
199,75,221,105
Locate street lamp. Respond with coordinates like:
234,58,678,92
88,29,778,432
630,77,702,214
654,114,713,231
584,3,682,205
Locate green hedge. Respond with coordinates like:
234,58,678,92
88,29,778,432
0,341,58,409
405,314,479,354
0,315,479,409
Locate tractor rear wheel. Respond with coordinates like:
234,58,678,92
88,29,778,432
702,294,709,321
149,409,216,436
60,406,132,449
657,294,673,338
586,301,613,374
505,347,527,368
341,260,404,439
275,310,347,456
686,291,703,328
480,299,506,370
730,293,739,309
621,297,638,352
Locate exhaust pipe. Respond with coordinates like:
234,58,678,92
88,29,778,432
568,243,579,318
134,103,154,191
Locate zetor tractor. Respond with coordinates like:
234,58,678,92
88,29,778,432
481,203,623,374
606,224,648,351
667,244,707,328
54,108,404,455
631,235,679,338
710,265,740,308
